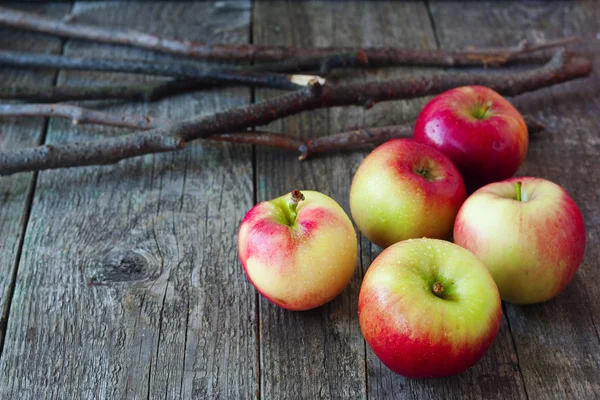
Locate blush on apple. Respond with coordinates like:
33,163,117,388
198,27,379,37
350,139,466,248
238,189,357,311
413,86,528,188
359,238,502,379
454,177,586,304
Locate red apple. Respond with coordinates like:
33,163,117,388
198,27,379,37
350,139,466,248
454,177,586,304
359,238,502,379
238,189,357,311
413,86,528,187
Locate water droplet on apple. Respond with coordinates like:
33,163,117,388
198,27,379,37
492,140,506,151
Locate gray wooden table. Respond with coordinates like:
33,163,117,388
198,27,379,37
0,2,598,399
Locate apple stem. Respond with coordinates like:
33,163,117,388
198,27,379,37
432,282,444,297
287,189,305,224
472,100,494,119
515,181,523,202
482,101,493,116
415,166,430,180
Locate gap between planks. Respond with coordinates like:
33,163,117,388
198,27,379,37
425,3,529,398
0,2,74,360
249,1,263,398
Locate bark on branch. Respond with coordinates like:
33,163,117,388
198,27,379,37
0,51,591,175
0,79,210,103
0,52,364,103
0,103,545,159
299,114,546,160
0,103,166,130
0,6,576,66
0,50,324,91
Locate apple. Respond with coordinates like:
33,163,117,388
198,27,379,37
238,189,357,311
413,86,528,187
454,177,586,304
359,238,502,379
350,139,466,248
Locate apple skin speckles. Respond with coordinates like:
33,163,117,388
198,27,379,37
358,239,501,378
350,139,466,249
454,176,586,304
414,86,528,188
238,190,357,311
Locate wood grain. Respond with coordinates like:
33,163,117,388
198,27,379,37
0,2,258,399
0,3,69,354
341,3,528,399
253,2,374,398
253,1,526,399
429,1,600,398
0,2,597,399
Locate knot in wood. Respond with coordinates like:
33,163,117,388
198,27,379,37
88,249,152,284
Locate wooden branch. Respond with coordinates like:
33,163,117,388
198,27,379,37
0,50,324,91
521,115,547,135
210,132,306,151
299,115,546,160
0,104,166,129
299,125,436,160
0,6,576,66
0,51,591,175
0,102,546,134
0,52,364,103
0,103,545,160
0,54,361,103
250,52,369,74
0,79,211,103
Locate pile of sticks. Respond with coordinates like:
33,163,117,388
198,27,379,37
0,6,592,176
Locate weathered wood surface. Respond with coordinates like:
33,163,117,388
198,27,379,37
0,2,257,399
429,2,600,398
0,1,598,399
0,3,69,354
253,2,375,398
253,2,531,399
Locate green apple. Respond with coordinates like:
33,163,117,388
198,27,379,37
359,238,502,378
238,190,357,310
454,177,586,304
350,139,466,248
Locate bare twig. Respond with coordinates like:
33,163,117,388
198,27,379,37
0,53,362,103
0,6,576,66
0,104,166,129
0,51,590,175
249,52,369,74
211,117,545,158
0,103,307,150
0,79,210,103
299,116,546,160
299,125,423,160
0,52,364,103
0,103,546,157
210,132,306,151
0,50,323,91
522,115,547,134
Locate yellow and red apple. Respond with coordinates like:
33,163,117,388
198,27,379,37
238,190,357,311
359,238,502,378
413,86,528,187
350,139,466,248
454,177,586,304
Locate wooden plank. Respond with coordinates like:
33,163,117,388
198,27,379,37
429,1,600,398
254,1,526,399
0,2,257,399
0,3,69,351
348,3,528,399
253,2,375,398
